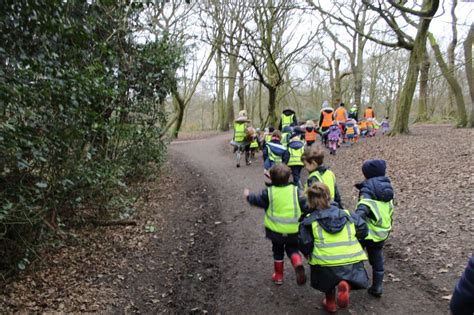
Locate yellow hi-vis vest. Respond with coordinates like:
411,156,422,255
264,134,272,143
233,122,246,142
281,132,290,147
266,143,283,164
309,210,367,266
306,170,336,200
264,185,301,234
250,138,259,149
281,113,294,129
357,198,394,242
287,145,304,166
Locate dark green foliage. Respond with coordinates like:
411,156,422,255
0,1,182,274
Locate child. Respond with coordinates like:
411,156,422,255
248,128,259,162
358,119,368,137
244,164,307,285
345,119,356,145
380,117,390,135
263,130,289,184
366,119,374,137
287,136,305,188
281,126,292,147
302,144,343,208
304,120,319,147
355,159,394,297
299,182,368,313
325,121,342,155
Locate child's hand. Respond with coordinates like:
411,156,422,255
243,188,250,199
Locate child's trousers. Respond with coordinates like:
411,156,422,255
290,165,303,188
272,240,299,260
361,240,385,272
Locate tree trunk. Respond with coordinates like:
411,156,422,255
464,23,474,127
267,85,278,127
415,50,430,122
225,53,238,131
258,83,264,127
172,92,185,139
333,59,342,104
429,33,467,127
216,49,226,131
390,0,437,135
447,0,458,118
237,69,245,111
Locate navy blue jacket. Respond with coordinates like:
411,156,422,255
247,183,308,240
288,139,304,151
299,204,368,256
354,176,394,222
307,165,343,209
450,255,474,315
262,140,290,168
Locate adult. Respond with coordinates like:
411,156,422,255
334,103,348,142
364,106,375,119
348,104,359,121
279,107,297,131
232,111,251,166
318,100,334,147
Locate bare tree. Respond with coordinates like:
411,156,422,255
427,0,467,127
227,0,318,127
308,0,378,110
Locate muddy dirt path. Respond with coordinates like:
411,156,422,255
170,131,452,314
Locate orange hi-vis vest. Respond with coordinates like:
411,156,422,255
364,108,374,118
321,111,333,128
305,130,318,142
334,107,347,123
359,120,368,130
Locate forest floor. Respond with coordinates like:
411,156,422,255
1,124,472,314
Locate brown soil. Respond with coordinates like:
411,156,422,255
1,124,472,314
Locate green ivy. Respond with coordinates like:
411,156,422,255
0,0,183,274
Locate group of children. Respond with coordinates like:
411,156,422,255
243,131,395,313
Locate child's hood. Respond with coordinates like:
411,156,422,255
288,140,304,149
302,205,350,234
355,176,394,202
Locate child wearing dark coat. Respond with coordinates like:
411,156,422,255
299,182,368,313
244,164,307,286
450,254,474,315
355,159,394,297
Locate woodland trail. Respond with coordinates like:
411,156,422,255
2,125,471,314
170,127,461,314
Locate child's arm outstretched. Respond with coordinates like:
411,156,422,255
334,184,343,208
244,188,269,209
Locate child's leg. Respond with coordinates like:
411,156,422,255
284,241,306,285
271,241,285,284
291,166,302,188
365,241,385,297
322,287,337,313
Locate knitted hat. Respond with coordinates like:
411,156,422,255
362,159,386,179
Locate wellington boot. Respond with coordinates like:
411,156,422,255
272,260,284,285
290,254,306,285
368,271,384,297
337,280,351,308
322,292,337,313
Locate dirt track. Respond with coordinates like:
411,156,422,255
170,124,472,314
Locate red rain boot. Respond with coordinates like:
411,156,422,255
290,254,306,285
322,291,337,313
272,260,284,285
337,280,351,308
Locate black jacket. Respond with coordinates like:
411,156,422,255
450,255,474,315
306,165,343,209
354,176,394,222
298,204,368,256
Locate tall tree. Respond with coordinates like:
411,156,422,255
464,23,474,127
